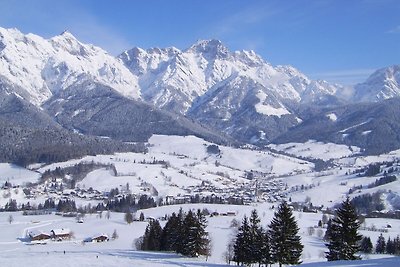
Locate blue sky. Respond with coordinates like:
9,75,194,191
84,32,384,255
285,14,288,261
0,0,399,85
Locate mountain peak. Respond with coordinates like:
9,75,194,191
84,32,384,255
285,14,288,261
50,29,88,56
353,65,400,102
0,27,25,42
187,39,229,59
60,30,75,38
54,29,79,43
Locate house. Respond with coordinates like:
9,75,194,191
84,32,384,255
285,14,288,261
92,234,109,242
84,234,109,243
51,228,71,240
28,230,51,241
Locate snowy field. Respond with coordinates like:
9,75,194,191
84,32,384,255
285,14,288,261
0,163,40,186
1,203,400,266
269,141,361,161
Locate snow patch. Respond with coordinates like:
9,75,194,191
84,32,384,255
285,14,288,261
326,113,337,122
255,91,290,117
339,119,372,133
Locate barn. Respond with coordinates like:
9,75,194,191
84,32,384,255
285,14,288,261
28,230,51,241
51,228,72,240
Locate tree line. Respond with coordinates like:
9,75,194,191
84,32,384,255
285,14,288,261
137,208,211,258
375,233,400,255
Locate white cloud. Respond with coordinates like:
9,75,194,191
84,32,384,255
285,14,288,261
309,69,375,85
214,4,281,36
387,25,400,34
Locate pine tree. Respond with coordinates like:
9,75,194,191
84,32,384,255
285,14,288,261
324,219,342,260
161,212,182,251
233,215,252,265
269,201,303,267
326,197,362,261
375,234,386,254
174,208,186,254
181,210,198,257
248,209,265,265
194,209,211,258
261,230,272,266
141,219,163,251
386,237,394,254
395,236,400,255
360,236,373,253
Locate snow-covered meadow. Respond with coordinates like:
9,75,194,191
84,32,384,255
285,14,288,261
1,203,400,266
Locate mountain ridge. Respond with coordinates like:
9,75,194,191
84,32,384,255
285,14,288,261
1,26,400,157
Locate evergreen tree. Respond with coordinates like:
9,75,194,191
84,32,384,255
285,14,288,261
139,212,145,221
194,209,211,258
395,236,400,255
386,237,394,254
360,236,373,253
141,219,163,251
269,202,303,267
174,208,185,254
233,215,252,265
326,197,362,261
376,234,386,254
261,229,272,266
161,212,182,251
248,209,265,265
181,210,198,257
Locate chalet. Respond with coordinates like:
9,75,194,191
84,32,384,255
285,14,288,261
28,230,51,241
84,234,109,243
51,228,71,240
92,234,109,242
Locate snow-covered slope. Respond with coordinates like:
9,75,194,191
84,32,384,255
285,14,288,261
353,65,400,102
0,27,140,105
274,98,400,154
269,140,361,161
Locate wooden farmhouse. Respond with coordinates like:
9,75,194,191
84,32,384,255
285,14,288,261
92,234,109,242
28,230,51,241
51,228,72,240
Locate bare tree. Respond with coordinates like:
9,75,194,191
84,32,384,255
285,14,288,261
106,210,111,220
8,215,13,224
125,212,134,224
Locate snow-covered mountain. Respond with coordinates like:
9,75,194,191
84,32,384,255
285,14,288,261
0,27,140,105
353,65,400,102
119,39,343,115
119,39,347,143
2,26,400,154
